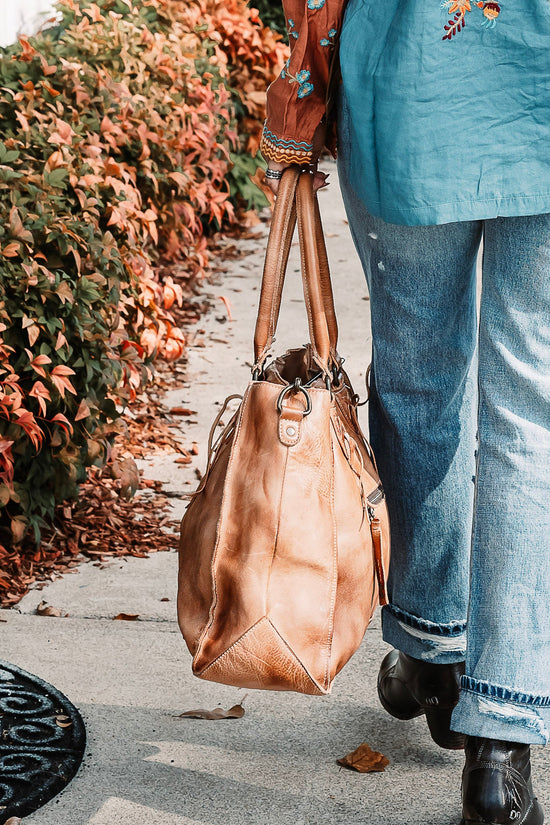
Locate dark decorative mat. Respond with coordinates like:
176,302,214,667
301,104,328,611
0,660,86,823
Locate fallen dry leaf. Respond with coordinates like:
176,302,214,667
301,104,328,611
55,714,73,729
5,817,22,825
113,612,140,621
177,703,245,721
169,407,196,416
337,743,389,773
112,456,140,501
218,295,233,321
36,600,69,618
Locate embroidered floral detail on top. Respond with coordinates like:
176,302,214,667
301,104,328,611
320,27,337,46
280,65,315,98
307,0,326,9
295,69,314,97
441,0,501,39
280,57,290,80
288,18,299,39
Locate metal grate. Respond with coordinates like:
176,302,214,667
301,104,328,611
0,660,86,823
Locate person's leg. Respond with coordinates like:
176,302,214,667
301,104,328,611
451,213,550,745
338,120,481,666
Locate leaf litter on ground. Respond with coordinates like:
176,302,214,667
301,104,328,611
337,743,390,773
0,458,177,608
176,696,247,721
55,714,73,729
36,600,69,617
0,364,196,607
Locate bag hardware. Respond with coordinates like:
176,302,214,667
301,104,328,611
276,377,312,416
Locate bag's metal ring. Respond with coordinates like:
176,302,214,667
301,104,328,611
276,379,312,416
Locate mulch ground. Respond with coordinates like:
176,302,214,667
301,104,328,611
0,365,198,608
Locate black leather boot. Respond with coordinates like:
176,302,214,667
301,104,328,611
461,736,544,825
377,648,466,749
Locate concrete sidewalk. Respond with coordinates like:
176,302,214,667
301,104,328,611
3,161,549,825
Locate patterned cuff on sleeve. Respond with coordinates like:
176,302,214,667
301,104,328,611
260,126,313,166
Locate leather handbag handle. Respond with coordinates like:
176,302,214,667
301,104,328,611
295,172,331,369
253,167,338,372
313,195,339,354
253,167,300,368
263,186,338,357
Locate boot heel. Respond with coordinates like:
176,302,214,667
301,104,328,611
425,706,465,750
461,811,545,825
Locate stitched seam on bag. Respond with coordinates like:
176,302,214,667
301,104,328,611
264,447,289,617
266,616,326,692
296,191,319,363
266,617,325,693
193,383,254,669
304,387,330,397
198,616,324,694
325,433,338,690
268,175,298,347
198,617,267,674
278,415,300,446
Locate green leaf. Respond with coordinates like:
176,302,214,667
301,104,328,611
44,168,69,189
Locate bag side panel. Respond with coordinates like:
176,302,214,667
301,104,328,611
267,388,337,691
333,376,380,486
198,617,326,695
329,412,380,678
194,382,290,672
178,435,234,655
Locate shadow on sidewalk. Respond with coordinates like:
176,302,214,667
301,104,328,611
36,700,464,825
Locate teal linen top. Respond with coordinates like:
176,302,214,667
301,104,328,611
339,0,550,225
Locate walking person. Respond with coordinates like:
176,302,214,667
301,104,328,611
261,2,550,823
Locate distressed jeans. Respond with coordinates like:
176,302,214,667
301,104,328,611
338,125,550,746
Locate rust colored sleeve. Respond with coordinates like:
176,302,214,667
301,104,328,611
260,0,347,166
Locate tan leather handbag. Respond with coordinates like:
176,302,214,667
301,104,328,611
178,167,390,695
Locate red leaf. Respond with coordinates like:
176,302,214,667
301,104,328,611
29,381,51,416
26,350,52,378
9,207,33,245
50,365,77,398
50,413,74,436
74,399,91,421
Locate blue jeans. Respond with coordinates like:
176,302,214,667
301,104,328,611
338,112,550,745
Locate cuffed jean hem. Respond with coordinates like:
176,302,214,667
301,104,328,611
381,603,467,665
451,677,550,745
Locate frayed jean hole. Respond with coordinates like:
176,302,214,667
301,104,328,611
396,619,467,660
477,697,550,741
